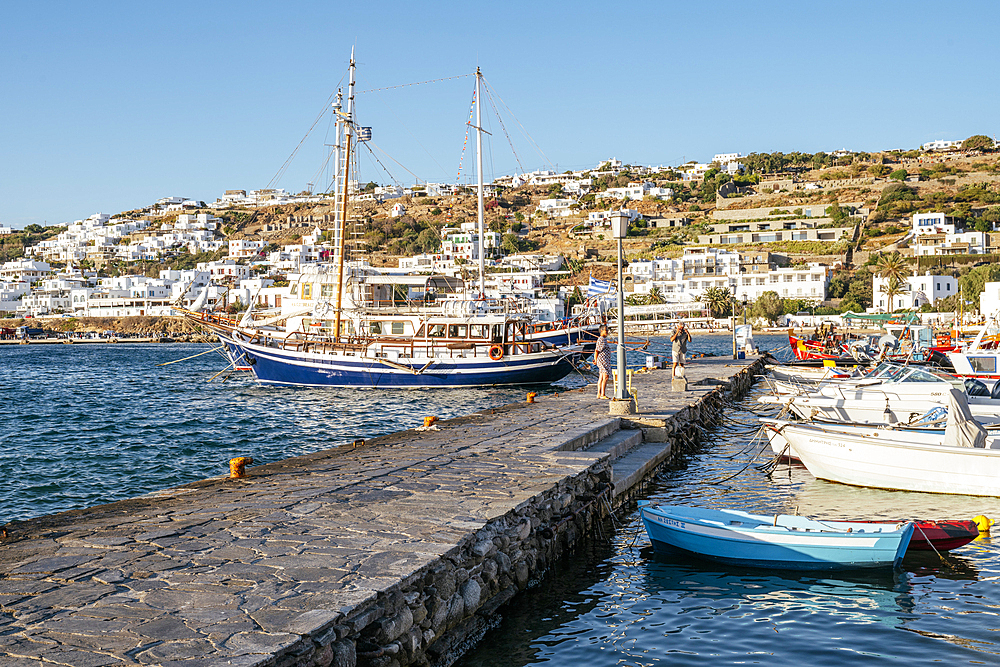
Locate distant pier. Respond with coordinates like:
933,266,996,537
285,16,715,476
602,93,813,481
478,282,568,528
0,356,763,666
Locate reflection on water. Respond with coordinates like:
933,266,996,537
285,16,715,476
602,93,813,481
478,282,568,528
458,370,1000,666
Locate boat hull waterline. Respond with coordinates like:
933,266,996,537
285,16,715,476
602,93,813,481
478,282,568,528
773,422,1000,497
640,504,913,570
220,334,583,388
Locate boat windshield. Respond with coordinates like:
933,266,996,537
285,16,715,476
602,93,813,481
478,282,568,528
897,367,948,383
871,364,908,382
863,364,951,385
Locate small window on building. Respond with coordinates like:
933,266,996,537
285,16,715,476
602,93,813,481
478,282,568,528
321,284,335,297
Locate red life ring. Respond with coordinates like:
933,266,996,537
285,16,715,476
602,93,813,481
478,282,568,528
489,345,504,360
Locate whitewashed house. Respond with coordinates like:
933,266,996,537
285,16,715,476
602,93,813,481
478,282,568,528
536,199,576,218
872,271,956,312
588,209,639,227
229,239,265,259
734,263,830,302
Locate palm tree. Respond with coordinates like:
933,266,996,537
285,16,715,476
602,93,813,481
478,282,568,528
700,286,733,318
646,286,665,305
874,251,909,286
880,275,905,313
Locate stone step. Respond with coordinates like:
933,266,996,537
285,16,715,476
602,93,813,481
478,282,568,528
611,441,673,498
585,429,644,461
553,418,621,452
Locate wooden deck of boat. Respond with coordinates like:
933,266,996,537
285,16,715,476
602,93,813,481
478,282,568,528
0,356,763,667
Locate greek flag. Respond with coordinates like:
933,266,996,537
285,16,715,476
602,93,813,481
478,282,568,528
587,277,612,298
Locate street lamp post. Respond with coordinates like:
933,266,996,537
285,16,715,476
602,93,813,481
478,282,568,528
731,294,737,359
610,211,634,413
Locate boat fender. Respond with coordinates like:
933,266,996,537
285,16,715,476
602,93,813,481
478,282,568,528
489,345,504,361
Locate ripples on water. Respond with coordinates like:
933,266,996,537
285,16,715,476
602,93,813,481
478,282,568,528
0,332,740,524
459,337,1000,667
3,341,594,523
14,335,997,663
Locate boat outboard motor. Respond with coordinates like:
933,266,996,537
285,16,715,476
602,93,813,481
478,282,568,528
848,339,876,362
965,378,991,398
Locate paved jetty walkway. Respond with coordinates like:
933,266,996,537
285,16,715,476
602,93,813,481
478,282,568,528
0,357,758,666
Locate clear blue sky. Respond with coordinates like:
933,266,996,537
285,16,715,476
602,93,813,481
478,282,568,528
2,1,998,228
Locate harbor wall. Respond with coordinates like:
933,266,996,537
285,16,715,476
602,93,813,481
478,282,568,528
282,360,765,667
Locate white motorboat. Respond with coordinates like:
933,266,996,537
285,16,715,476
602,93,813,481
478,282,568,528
764,389,1000,497
761,364,1000,426
767,364,857,384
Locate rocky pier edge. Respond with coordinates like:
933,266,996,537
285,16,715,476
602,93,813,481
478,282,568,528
0,357,765,667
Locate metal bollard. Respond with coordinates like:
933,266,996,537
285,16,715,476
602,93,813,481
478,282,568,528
229,456,254,478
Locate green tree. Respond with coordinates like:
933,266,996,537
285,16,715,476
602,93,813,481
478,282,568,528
501,233,521,254
868,164,891,178
877,183,918,209
957,264,1000,311
700,286,733,318
825,203,849,224
751,291,783,324
646,286,664,305
962,135,994,151
844,267,874,309
889,169,908,181
415,228,441,253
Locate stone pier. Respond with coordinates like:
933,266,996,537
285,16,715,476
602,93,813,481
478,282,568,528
0,357,764,667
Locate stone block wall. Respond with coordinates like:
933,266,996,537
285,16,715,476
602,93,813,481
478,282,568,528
267,464,613,667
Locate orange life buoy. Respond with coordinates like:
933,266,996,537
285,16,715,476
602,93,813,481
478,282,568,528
489,345,504,361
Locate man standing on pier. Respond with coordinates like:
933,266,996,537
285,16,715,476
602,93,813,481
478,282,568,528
671,323,692,377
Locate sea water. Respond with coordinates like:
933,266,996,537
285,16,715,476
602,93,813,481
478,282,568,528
2,332,738,523
457,366,1000,666
13,334,992,664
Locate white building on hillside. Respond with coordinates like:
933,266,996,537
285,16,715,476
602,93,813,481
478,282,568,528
229,239,265,259
596,181,673,202
588,209,639,227
922,140,961,151
197,259,251,282
872,271,956,312
913,212,957,236
536,198,577,217
979,281,1000,319
733,263,830,302
913,230,986,256
0,280,30,313
0,259,51,284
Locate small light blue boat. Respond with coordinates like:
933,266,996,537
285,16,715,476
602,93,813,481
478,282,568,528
639,504,914,571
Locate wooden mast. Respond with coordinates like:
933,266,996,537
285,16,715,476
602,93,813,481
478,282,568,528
334,48,355,339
